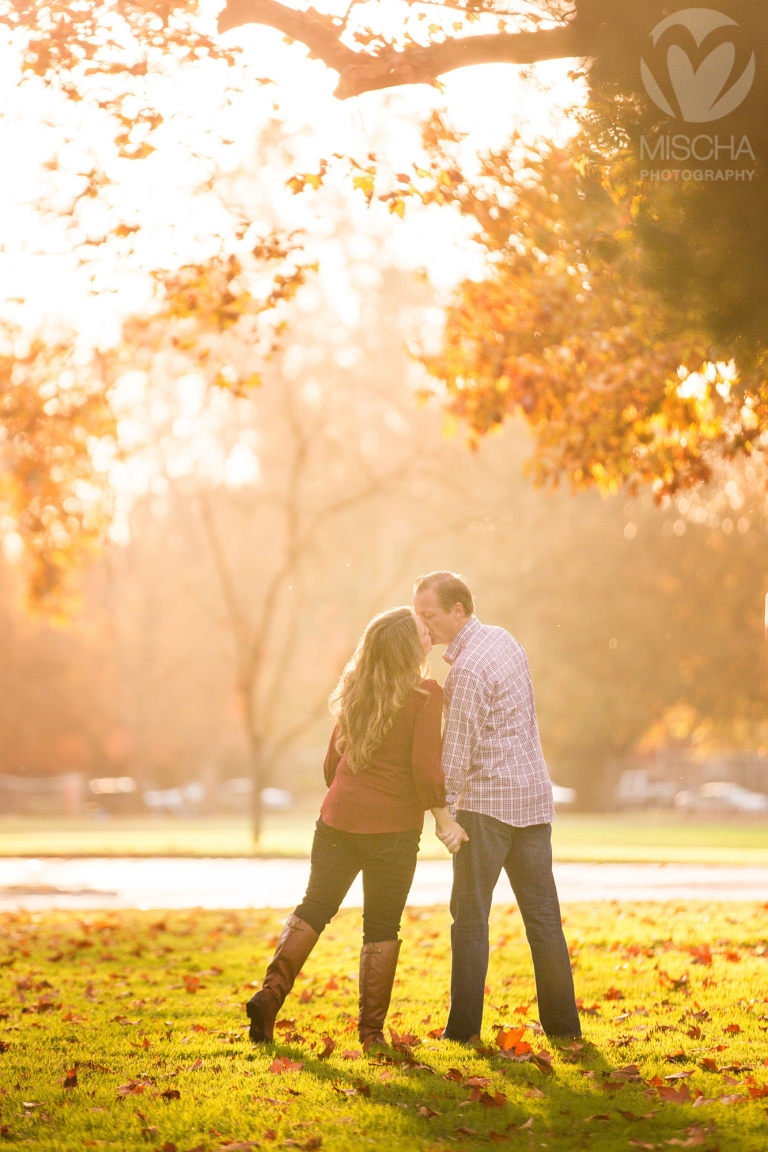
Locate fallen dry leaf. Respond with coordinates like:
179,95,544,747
270,1056,303,1075
657,1084,691,1105
495,1027,526,1052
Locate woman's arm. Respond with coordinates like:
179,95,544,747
411,682,448,812
323,725,342,787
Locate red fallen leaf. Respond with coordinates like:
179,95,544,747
470,1089,507,1108
603,987,625,1001
331,1080,370,1098
427,1027,444,1039
263,1132,277,1143
341,1050,361,1060
117,1081,148,1096
717,1093,746,1104
161,1143,178,1152
495,1027,526,1052
378,1070,395,1083
664,1051,688,1063
488,1133,511,1143
317,1036,336,1059
532,1049,553,1073
465,1077,492,1089
607,1065,642,1082
686,1026,702,1040
444,1068,463,1084
160,1088,181,1100
183,975,201,993
724,950,741,962
699,1059,718,1072
747,1084,768,1099
269,1056,303,1074
664,1071,695,1081
187,1059,204,1071
657,1084,691,1104
390,1028,420,1047
298,989,313,1004
514,1004,531,1015
724,1023,742,1034
689,945,712,966
324,977,339,992
0,1041,10,1053
62,1069,78,1089
191,1023,208,1033
583,1113,611,1122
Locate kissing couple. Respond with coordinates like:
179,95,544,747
246,570,581,1048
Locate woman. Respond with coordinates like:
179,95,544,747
246,606,467,1049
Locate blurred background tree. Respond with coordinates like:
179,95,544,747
1,256,766,813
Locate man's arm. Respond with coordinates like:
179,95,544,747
442,666,489,813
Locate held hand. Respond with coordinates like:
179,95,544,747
436,820,469,855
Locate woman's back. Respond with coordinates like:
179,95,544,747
321,679,444,833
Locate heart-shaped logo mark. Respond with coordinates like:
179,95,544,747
641,7,755,122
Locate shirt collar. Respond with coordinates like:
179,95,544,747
443,615,482,665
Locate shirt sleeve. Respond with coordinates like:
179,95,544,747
441,665,490,813
410,682,447,811
323,726,342,787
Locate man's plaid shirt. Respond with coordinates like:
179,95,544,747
442,615,555,827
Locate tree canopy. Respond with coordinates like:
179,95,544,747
1,0,767,604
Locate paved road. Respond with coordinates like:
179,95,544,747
1,857,768,910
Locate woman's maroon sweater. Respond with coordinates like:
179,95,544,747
320,679,446,833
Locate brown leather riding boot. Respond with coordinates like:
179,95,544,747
358,939,401,1050
246,915,319,1043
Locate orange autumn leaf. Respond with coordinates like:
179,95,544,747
495,1027,527,1052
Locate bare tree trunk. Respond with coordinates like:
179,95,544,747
239,668,265,842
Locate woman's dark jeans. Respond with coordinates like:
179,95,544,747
444,811,581,1041
294,817,421,943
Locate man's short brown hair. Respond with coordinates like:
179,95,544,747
414,571,474,616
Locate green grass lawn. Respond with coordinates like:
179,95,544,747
1,902,768,1150
1,810,768,863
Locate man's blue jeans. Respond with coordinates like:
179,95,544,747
444,811,581,1041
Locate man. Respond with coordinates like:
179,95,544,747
413,570,580,1042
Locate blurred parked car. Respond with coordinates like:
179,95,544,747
216,778,293,811
617,768,678,808
551,783,576,805
143,781,205,816
674,781,768,813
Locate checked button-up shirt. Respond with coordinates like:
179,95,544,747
442,615,556,827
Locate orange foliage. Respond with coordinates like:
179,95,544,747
0,330,114,607
417,136,767,497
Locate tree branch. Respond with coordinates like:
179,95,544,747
218,0,592,98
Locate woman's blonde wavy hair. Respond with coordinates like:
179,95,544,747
329,607,430,773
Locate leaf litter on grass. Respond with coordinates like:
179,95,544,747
1,902,768,1150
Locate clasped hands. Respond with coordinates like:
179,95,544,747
435,817,469,855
